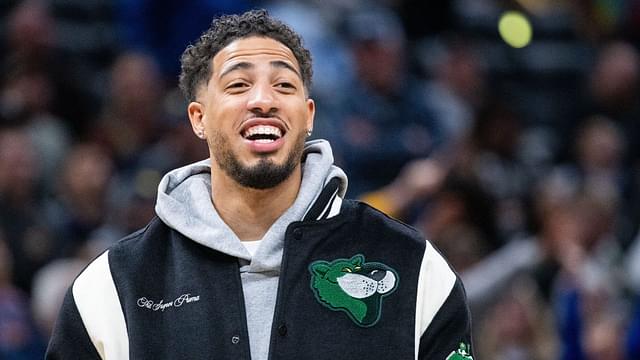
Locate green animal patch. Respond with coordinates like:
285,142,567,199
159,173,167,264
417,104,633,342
309,254,399,327
446,343,473,360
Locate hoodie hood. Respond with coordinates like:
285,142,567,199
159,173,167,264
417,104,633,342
155,139,347,271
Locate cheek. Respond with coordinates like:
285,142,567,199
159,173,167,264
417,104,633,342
292,103,313,127
206,96,245,128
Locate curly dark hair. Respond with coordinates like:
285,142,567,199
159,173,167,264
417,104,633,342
179,9,313,102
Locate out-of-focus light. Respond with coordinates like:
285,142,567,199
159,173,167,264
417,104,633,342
498,11,532,48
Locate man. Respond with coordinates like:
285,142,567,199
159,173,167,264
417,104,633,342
47,9,474,360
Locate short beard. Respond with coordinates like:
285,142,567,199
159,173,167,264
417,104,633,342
211,130,307,190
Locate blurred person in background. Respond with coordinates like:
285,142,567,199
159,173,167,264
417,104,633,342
576,41,640,168
420,36,487,144
625,228,640,358
89,51,177,233
415,174,501,271
0,1,77,190
454,98,535,240
549,115,636,247
0,126,55,295
0,233,46,359
478,280,557,360
530,184,626,360
325,6,443,197
91,51,169,172
1,0,97,137
0,63,71,190
43,142,116,258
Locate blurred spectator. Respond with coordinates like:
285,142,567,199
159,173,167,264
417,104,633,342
528,181,626,359
0,127,55,294
578,41,640,166
477,279,557,359
583,312,626,360
416,174,501,270
0,64,71,187
1,0,99,136
43,142,115,258
89,51,204,233
550,116,637,246
454,99,534,239
326,6,442,196
91,51,169,172
420,37,487,143
0,233,46,359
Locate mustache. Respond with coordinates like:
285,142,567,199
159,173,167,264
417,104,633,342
249,109,279,119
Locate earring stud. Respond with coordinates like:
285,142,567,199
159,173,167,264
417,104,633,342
306,128,313,137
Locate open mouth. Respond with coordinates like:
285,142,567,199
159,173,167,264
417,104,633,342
242,124,283,143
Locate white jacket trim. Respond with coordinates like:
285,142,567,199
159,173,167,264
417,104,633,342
414,241,456,360
73,251,129,359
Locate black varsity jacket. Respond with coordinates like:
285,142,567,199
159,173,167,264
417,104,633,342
46,182,474,360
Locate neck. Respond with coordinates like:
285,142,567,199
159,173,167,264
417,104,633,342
210,165,302,241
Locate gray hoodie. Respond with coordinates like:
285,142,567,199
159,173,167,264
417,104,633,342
155,139,347,360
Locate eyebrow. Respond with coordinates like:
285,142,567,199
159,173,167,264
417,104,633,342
219,60,301,80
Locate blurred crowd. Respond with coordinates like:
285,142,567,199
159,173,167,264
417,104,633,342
0,0,639,359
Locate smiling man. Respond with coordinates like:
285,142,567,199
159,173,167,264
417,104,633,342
46,9,474,360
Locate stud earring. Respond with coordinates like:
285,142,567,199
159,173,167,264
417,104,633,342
306,128,313,137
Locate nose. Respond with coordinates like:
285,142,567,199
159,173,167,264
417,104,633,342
368,270,386,281
246,82,277,114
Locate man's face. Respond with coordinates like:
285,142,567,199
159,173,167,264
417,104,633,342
189,36,315,189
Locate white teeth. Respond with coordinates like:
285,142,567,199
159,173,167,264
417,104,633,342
244,125,282,139
255,139,275,143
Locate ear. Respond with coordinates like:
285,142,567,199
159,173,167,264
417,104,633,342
350,254,365,266
311,262,330,277
187,101,206,139
305,98,315,133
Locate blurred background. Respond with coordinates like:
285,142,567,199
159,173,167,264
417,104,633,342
0,0,639,358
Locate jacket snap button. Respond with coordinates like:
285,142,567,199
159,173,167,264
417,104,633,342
277,324,287,336
231,335,240,344
292,228,303,240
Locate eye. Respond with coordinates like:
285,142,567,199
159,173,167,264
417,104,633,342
225,82,249,92
341,267,352,273
275,82,296,92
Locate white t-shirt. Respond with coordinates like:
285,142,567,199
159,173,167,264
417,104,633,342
242,240,262,257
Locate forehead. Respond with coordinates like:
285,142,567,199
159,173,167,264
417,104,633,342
212,36,300,75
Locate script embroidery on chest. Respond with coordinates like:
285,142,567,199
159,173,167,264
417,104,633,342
137,293,200,312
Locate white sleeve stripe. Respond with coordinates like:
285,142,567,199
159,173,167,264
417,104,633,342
414,241,457,360
317,188,339,220
327,196,342,219
73,251,129,360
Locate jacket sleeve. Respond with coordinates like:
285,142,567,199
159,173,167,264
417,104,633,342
46,288,102,359
417,278,474,359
